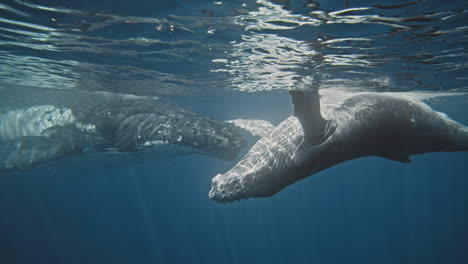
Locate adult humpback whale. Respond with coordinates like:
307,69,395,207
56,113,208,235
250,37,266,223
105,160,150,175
0,87,258,171
209,87,468,202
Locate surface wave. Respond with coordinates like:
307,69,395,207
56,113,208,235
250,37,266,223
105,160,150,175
0,0,466,95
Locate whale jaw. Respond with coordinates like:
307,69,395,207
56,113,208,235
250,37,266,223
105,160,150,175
208,174,242,203
208,143,331,203
208,145,306,203
209,171,281,203
209,158,284,203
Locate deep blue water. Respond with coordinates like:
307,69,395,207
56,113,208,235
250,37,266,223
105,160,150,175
1,0,467,263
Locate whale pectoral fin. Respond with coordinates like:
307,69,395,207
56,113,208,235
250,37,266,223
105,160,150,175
289,89,327,145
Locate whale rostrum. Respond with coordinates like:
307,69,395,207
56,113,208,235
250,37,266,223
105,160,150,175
209,88,468,202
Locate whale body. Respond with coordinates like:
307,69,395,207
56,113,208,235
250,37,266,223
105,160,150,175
209,89,468,202
0,87,247,171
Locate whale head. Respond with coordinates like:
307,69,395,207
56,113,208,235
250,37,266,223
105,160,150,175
209,87,338,202
209,114,337,202
209,117,307,202
208,149,309,203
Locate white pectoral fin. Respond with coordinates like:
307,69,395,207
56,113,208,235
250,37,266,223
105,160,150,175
225,119,275,137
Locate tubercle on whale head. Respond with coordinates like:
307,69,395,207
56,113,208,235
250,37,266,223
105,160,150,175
209,117,305,202
208,157,294,203
208,150,328,203
208,135,334,203
208,170,268,203
208,173,243,203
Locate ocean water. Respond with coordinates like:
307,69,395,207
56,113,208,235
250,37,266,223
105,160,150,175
0,0,467,263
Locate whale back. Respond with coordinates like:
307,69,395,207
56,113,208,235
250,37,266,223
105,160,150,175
115,111,246,160
333,94,468,160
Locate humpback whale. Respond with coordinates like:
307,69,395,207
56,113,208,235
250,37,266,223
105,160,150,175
0,87,259,171
209,87,468,202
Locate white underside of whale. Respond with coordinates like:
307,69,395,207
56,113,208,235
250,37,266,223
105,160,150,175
0,105,95,141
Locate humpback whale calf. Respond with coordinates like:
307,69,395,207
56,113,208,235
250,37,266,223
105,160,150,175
0,87,261,171
209,87,468,202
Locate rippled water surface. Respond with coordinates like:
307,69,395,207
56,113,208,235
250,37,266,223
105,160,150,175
1,0,467,94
